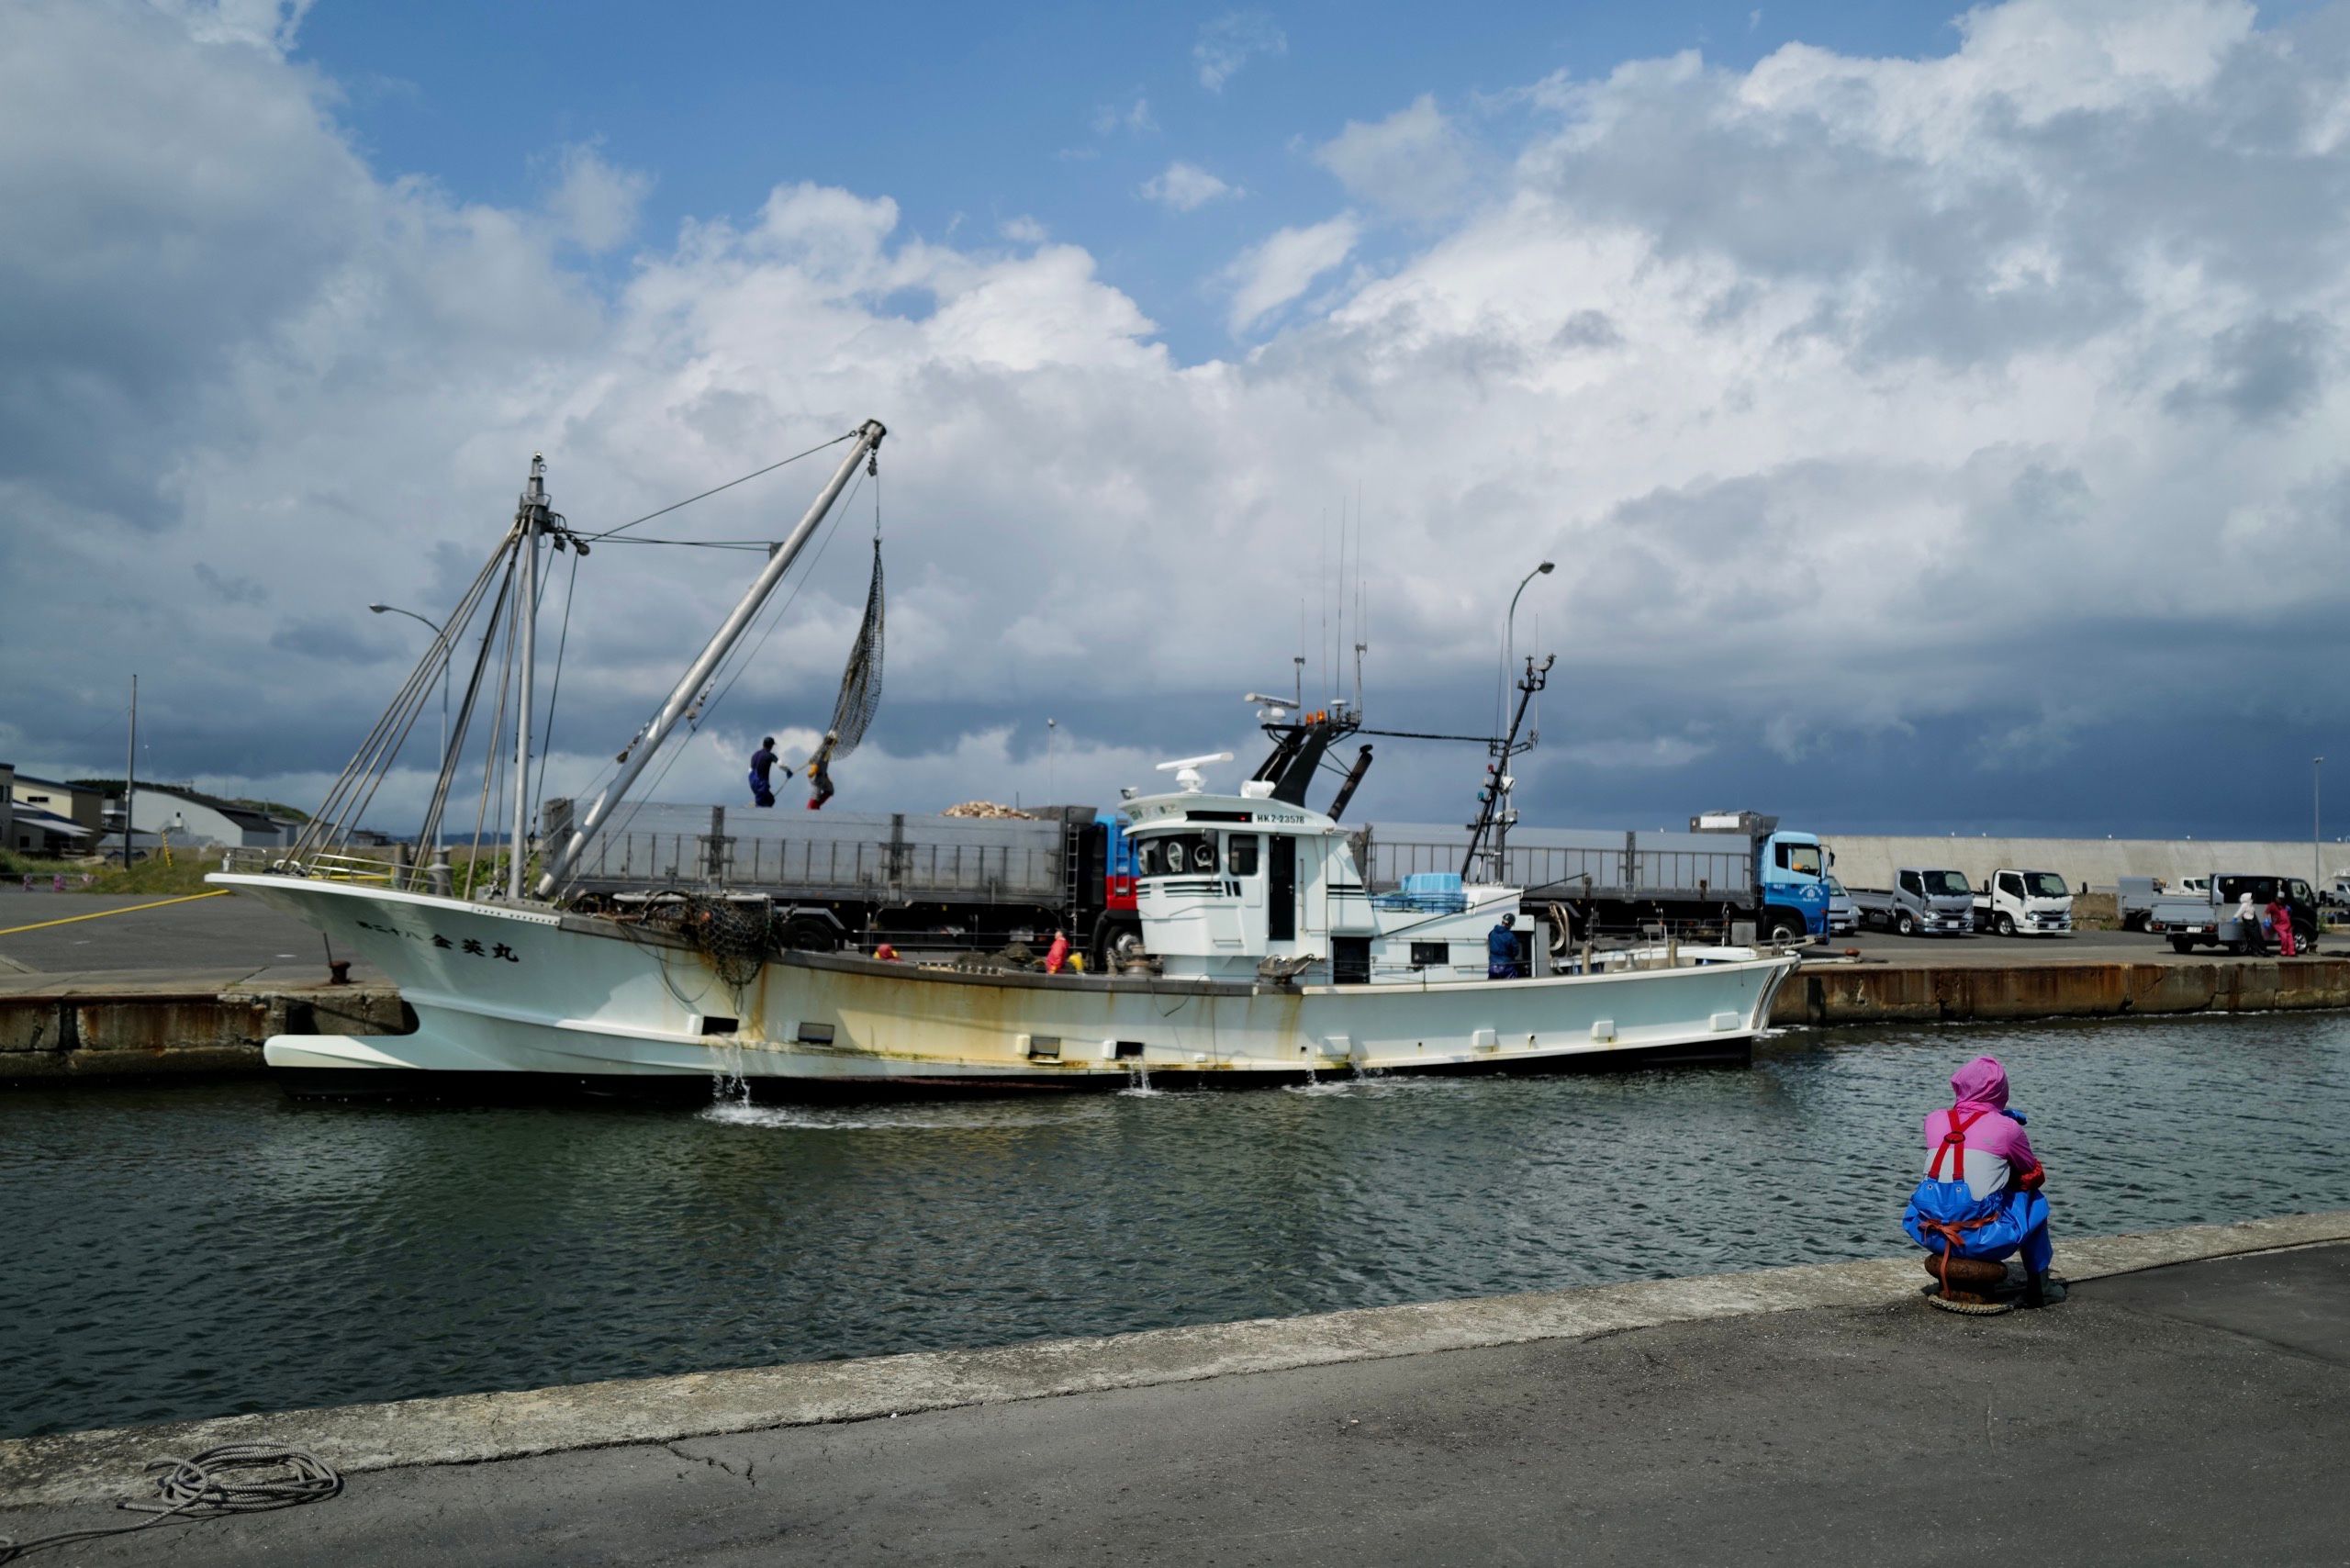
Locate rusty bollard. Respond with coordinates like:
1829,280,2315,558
327,958,352,986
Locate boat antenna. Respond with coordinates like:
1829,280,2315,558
535,420,886,897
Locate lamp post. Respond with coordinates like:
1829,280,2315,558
370,602,451,768
2317,756,2325,923
1491,560,1556,871
1504,560,1555,690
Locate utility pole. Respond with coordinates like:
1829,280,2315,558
1464,655,1554,882
2317,756,2325,916
122,674,137,870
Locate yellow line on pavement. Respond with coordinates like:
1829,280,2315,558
0,889,233,936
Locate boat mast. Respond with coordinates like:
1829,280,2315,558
509,457,547,900
534,419,886,897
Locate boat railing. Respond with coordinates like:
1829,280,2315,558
220,846,397,883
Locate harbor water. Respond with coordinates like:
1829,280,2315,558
7,1011,2349,1439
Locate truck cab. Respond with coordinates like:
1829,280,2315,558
1974,868,2073,936
1690,812,1830,940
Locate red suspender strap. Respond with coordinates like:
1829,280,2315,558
1930,1106,1985,1180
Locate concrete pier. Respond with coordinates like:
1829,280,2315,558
5,1211,2346,1563
1771,954,2350,1027
0,971,406,1080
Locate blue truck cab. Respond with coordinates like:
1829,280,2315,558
1692,812,1830,939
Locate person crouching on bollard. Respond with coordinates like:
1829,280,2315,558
1902,1055,2058,1308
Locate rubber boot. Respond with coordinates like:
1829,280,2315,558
2022,1271,2050,1308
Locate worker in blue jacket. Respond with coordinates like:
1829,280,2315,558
1487,912,1525,979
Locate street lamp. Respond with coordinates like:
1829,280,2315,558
2317,756,2325,921
370,602,452,769
1504,561,1556,701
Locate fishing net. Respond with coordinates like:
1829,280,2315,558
824,540,884,761
628,892,776,989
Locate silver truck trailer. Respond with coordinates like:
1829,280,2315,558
539,799,1109,954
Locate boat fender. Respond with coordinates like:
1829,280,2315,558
1546,902,1572,958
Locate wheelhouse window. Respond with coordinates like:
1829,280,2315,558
1138,834,1216,879
1227,834,1260,876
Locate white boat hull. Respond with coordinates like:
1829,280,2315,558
214,875,1799,1096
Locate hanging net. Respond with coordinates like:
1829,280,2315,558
824,540,884,760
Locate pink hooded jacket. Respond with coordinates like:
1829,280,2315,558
1920,1056,2043,1201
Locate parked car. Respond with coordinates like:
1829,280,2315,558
1826,875,1857,936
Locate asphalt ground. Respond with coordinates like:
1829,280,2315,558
1819,924,2338,965
0,889,354,979
6,1242,2342,1566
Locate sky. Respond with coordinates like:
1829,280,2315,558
7,0,2350,843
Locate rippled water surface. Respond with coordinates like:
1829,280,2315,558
8,1012,2350,1437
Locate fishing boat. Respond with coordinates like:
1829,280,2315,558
212,420,1801,1095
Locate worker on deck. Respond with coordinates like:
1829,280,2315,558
1486,912,1525,980
806,730,838,811
747,736,788,808
1902,1055,2058,1308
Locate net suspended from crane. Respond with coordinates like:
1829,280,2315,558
823,539,884,761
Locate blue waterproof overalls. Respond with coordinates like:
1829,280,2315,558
1901,1105,2053,1289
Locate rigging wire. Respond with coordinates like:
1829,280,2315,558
529,545,583,834
609,465,867,830
464,573,520,898
573,431,858,543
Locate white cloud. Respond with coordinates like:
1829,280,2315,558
1000,215,1048,244
151,0,310,52
1193,11,1286,92
543,142,653,252
1222,215,1360,333
1139,161,1239,212
1091,94,1156,136
1315,95,1475,218
17,0,2350,835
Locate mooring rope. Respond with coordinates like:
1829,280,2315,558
0,1442,342,1562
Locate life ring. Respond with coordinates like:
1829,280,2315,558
1546,902,1572,957
1193,842,1216,871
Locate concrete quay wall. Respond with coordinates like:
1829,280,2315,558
1772,955,2350,1027
0,981,406,1080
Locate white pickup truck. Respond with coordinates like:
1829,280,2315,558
1973,868,2073,936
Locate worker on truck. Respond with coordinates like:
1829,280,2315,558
747,737,789,808
805,730,839,811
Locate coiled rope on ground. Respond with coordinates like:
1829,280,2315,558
0,1443,341,1562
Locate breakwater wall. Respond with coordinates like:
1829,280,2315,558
1771,957,2350,1027
0,981,407,1080
1821,834,2331,893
